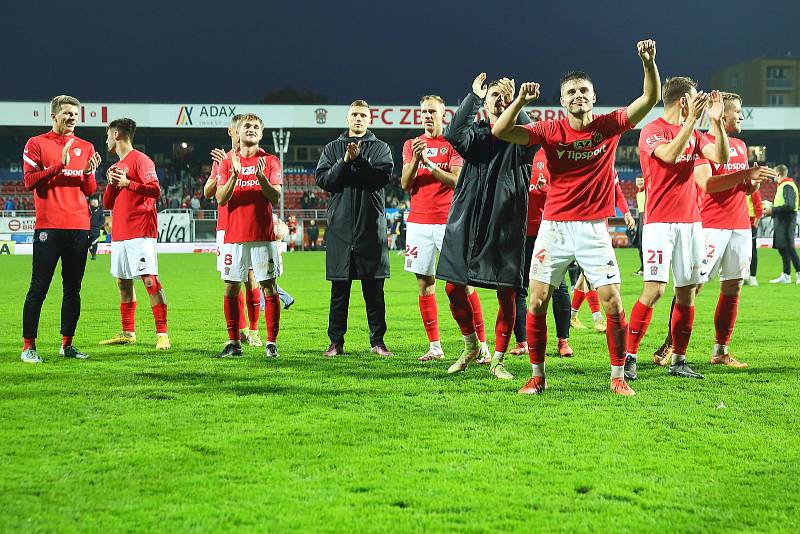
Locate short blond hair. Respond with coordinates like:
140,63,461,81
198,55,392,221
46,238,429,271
722,92,742,110
50,95,80,115
420,95,445,106
237,113,263,127
776,164,788,177
350,99,370,108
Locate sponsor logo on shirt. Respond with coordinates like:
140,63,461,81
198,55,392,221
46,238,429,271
62,169,84,177
73,148,82,156
555,144,608,161
239,179,261,187
645,133,667,148
424,148,439,158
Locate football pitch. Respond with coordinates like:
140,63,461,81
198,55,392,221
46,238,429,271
1,249,798,532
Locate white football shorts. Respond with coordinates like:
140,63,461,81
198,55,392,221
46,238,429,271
220,241,281,282
111,237,159,279
642,222,706,287
404,222,446,276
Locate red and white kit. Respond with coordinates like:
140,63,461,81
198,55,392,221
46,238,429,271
699,135,752,282
638,117,709,287
523,108,632,288
103,150,161,279
402,135,463,276
211,152,231,272
217,150,283,282
23,131,98,229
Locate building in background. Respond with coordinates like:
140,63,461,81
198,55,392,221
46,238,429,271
711,55,800,107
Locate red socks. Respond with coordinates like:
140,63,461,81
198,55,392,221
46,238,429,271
151,304,168,334
264,295,280,343
626,300,654,355
606,311,627,366
120,301,136,332
671,303,694,356
418,294,439,342
23,338,35,350
224,295,241,341
467,290,486,342
61,335,73,348
237,292,247,331
526,311,547,364
247,288,261,331
714,294,739,346
571,289,586,311
586,290,601,314
495,287,516,353
445,282,475,336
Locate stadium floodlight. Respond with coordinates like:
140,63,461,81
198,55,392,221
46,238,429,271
180,141,188,149
271,129,291,220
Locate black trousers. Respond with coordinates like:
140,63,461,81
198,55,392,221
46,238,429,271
778,247,800,275
750,225,758,277
514,234,571,341
23,229,90,340
89,231,100,258
328,278,387,346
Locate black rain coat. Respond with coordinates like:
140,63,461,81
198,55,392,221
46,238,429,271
316,130,393,281
436,92,536,289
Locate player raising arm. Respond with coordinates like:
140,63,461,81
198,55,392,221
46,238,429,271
492,40,660,396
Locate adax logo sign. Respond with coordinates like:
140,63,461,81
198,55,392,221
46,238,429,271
176,105,237,127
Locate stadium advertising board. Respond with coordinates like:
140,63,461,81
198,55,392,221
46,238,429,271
1,102,798,130
157,213,191,243
0,216,36,233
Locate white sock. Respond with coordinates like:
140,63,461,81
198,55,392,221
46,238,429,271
480,341,489,352
671,352,686,365
493,351,504,362
430,340,442,352
610,365,625,379
592,311,603,321
570,309,578,318
464,333,479,347
531,363,546,377
713,343,727,356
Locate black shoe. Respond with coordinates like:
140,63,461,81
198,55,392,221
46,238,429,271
215,342,243,358
91,256,97,261
60,345,89,359
283,298,295,310
265,343,279,359
668,362,704,379
624,354,637,381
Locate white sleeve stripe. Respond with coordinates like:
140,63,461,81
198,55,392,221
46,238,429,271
23,155,40,169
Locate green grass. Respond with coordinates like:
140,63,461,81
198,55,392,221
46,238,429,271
1,249,799,533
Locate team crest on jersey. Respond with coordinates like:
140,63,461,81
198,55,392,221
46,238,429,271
39,231,48,242
592,132,603,144
439,147,447,155
73,148,82,156
650,266,658,276
536,162,545,170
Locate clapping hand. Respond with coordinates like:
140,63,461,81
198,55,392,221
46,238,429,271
83,152,101,175
472,72,488,99
344,141,362,162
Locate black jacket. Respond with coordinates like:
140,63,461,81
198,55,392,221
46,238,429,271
436,92,536,289
89,206,104,237
316,130,394,281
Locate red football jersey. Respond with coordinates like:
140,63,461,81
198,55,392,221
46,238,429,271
638,117,710,224
217,149,282,243
103,150,160,241
700,135,750,230
22,131,97,230
527,150,550,236
523,108,632,221
402,135,463,224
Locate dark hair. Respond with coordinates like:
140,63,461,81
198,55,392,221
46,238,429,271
663,77,697,107
108,118,137,141
560,71,592,87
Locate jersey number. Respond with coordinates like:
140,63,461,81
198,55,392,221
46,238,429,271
224,254,233,266
405,246,418,259
646,249,663,265
534,249,546,263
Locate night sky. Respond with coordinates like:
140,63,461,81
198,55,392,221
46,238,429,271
3,0,798,106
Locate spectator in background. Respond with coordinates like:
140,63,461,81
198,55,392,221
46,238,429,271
634,175,646,276
4,197,15,211
744,188,763,285
765,165,799,284
306,219,319,250
88,197,104,260
190,193,200,212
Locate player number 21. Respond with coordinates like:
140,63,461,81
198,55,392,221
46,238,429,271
646,249,663,265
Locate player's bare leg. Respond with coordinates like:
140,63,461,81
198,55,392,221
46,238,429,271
242,269,262,346
100,278,138,345
710,278,748,368
518,281,553,394
596,284,635,396
261,278,280,359
417,275,444,361
667,284,703,378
